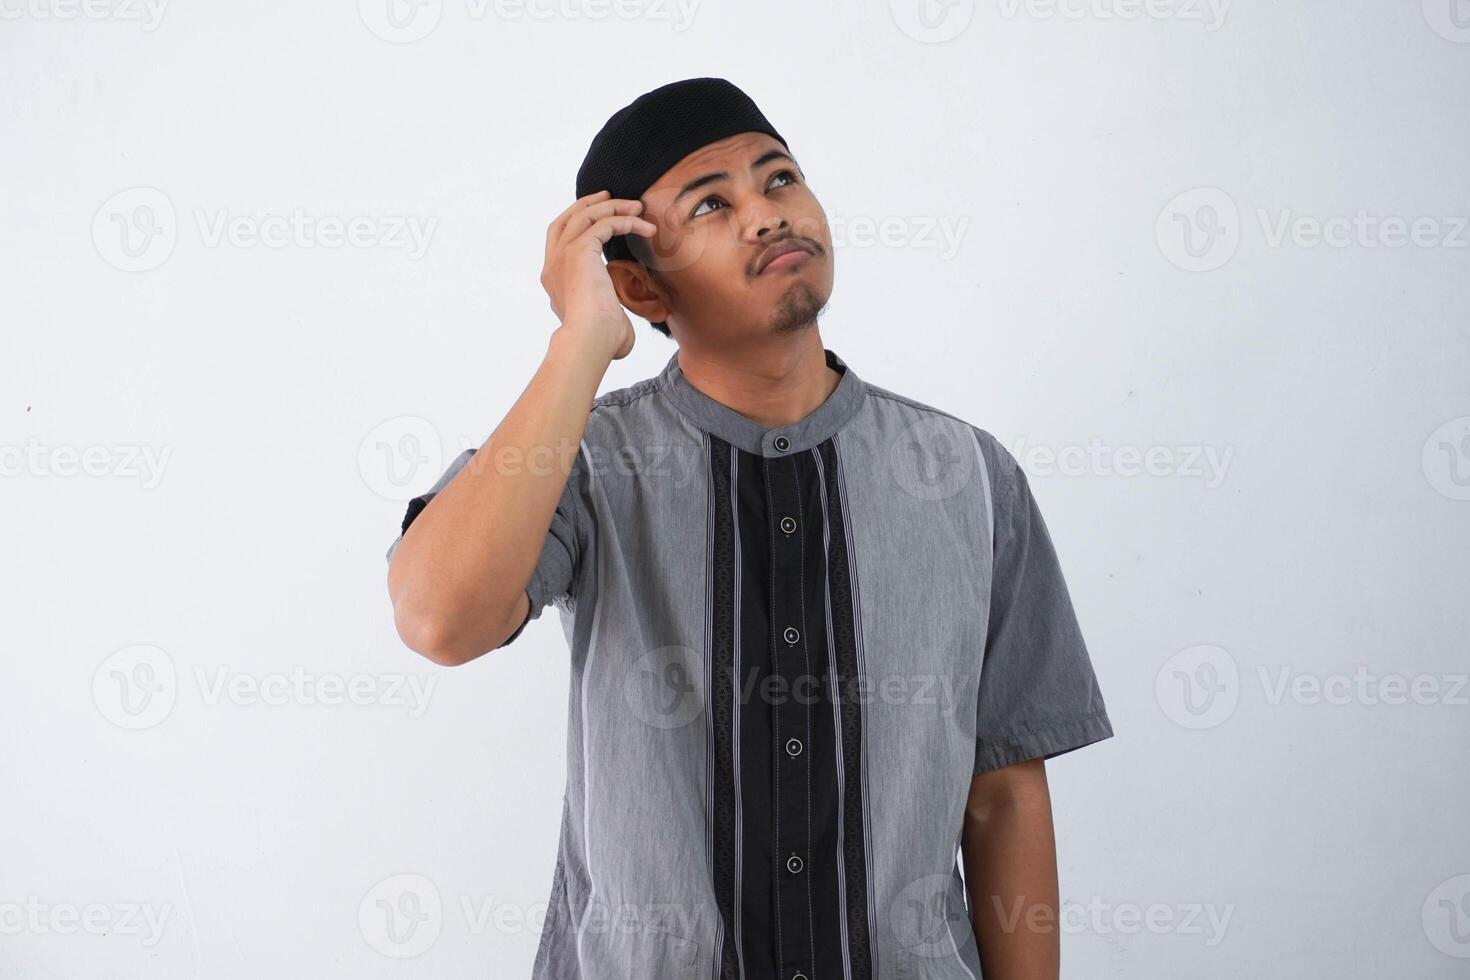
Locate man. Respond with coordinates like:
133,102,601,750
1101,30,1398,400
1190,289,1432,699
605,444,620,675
385,77,1112,980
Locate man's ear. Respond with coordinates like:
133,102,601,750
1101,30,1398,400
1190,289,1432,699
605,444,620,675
606,258,671,325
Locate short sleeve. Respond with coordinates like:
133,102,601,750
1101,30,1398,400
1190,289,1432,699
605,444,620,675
385,446,586,649
972,437,1113,775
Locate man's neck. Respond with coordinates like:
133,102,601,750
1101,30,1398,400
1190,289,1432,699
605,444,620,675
674,336,843,431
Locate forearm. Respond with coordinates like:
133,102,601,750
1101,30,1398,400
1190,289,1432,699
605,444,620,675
960,768,1061,980
387,325,611,662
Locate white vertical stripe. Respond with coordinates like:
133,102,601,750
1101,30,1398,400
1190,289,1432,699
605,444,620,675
798,455,818,980
573,441,603,965
833,432,880,979
966,426,995,553
812,447,855,980
704,432,722,980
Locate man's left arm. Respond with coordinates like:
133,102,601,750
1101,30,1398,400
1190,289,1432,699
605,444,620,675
960,758,1059,980
962,431,1116,979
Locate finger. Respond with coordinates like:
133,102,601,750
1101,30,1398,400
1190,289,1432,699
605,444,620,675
545,191,614,261
578,213,658,250
546,191,645,251
547,189,610,239
556,198,646,251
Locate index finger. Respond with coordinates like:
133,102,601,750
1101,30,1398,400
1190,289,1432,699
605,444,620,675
547,189,633,244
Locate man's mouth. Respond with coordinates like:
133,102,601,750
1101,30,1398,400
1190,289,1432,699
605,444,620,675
756,239,816,274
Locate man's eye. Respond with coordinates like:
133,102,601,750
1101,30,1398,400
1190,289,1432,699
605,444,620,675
691,196,725,218
690,171,800,219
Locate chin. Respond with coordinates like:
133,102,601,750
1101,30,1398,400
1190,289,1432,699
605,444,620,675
769,281,832,334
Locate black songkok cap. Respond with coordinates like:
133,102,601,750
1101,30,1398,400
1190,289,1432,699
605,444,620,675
576,77,787,269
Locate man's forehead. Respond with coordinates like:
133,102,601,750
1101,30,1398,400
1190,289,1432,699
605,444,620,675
646,132,791,195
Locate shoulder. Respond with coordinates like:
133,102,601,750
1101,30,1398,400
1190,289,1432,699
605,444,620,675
859,379,1020,496
581,371,681,458
571,371,682,481
590,373,664,414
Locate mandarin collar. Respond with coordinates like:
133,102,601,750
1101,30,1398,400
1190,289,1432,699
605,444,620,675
658,347,867,457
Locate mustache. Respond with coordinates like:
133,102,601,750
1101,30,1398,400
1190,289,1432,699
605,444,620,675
751,235,823,275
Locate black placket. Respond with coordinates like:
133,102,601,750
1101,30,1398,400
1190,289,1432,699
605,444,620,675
709,429,874,980
763,444,816,980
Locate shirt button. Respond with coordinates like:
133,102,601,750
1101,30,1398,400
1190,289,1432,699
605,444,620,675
785,737,803,757
779,515,797,535
783,626,799,645
773,435,790,452
786,853,804,874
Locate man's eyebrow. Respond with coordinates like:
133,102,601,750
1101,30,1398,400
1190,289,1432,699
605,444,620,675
671,149,798,206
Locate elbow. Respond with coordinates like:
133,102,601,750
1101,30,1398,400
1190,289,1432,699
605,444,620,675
387,553,524,665
393,604,467,666
387,553,470,666
389,585,522,667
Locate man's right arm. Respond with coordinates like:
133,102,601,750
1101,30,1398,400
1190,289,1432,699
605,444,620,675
386,188,656,666
386,326,612,666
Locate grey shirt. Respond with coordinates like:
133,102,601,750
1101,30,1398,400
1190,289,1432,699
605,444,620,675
386,347,1113,980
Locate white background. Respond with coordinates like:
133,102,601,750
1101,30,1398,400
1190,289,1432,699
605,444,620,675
3,1,1468,977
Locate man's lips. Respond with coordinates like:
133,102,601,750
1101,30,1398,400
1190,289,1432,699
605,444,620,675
756,239,816,274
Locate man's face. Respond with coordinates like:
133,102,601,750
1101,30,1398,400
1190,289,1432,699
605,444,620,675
614,131,834,343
